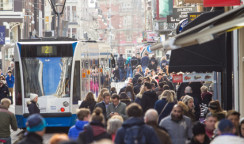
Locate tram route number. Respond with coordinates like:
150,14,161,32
41,46,53,54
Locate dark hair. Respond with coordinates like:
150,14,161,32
227,110,240,119
111,94,120,100
150,83,155,88
84,92,95,102
126,103,143,117
192,122,206,136
119,92,129,99
159,82,164,88
125,86,135,100
110,87,116,93
77,108,90,120
240,118,244,137
144,82,151,89
137,77,143,84
209,100,223,112
163,84,170,90
103,92,111,99
91,107,104,123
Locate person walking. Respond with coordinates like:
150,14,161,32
106,94,127,120
6,70,14,98
0,98,17,144
189,122,210,144
144,109,172,144
117,54,125,81
27,93,40,115
17,114,46,144
141,53,149,74
78,107,111,143
95,92,111,121
68,108,90,140
0,80,9,102
79,92,96,113
141,82,158,114
159,104,193,144
115,103,160,144
210,119,244,144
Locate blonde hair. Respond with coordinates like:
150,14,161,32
1,98,11,109
201,86,208,93
136,85,145,99
97,88,109,102
160,90,174,103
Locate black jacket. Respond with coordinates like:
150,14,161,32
188,135,210,144
133,83,142,95
17,132,43,144
27,101,40,115
0,84,9,100
95,102,107,120
141,91,158,113
79,100,96,113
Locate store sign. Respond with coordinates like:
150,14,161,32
184,0,203,3
188,12,202,22
167,15,181,23
0,26,6,45
172,72,214,83
168,7,197,23
147,32,157,42
204,0,240,7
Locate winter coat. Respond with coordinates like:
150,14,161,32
141,56,149,67
159,115,193,144
148,63,157,72
117,56,125,68
133,83,142,95
77,121,111,144
106,102,127,120
201,92,212,105
210,135,244,144
156,87,164,97
6,75,14,88
141,91,158,113
79,100,96,113
27,101,40,115
0,84,9,101
154,99,175,123
0,105,17,138
17,132,43,144
115,117,160,144
146,121,172,144
68,120,89,140
132,73,143,86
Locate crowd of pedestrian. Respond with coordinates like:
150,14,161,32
1,55,244,144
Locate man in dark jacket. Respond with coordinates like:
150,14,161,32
144,109,172,144
0,98,17,144
141,53,149,73
115,103,160,144
141,82,158,113
94,92,111,121
117,54,125,81
134,78,143,95
17,114,46,144
131,55,139,71
0,80,9,102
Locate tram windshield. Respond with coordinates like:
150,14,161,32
22,57,72,98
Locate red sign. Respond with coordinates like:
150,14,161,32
204,0,240,7
172,74,183,83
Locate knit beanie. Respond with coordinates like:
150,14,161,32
30,93,38,101
192,122,206,136
26,114,46,132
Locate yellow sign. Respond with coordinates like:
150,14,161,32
45,16,49,23
41,46,53,54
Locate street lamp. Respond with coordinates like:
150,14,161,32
49,0,66,37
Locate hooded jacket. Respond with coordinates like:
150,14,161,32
27,101,40,115
17,132,43,144
115,117,160,144
68,120,89,140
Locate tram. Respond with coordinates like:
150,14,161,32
14,38,114,128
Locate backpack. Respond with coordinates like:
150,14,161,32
124,125,146,144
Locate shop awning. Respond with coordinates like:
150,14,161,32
154,5,244,73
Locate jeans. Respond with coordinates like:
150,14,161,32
0,137,11,144
126,67,132,78
119,68,124,81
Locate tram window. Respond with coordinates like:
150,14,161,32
15,62,22,105
73,61,80,104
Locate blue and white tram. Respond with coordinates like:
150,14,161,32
14,39,80,128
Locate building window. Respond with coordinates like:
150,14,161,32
0,0,13,11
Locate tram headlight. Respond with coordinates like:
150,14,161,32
63,101,69,107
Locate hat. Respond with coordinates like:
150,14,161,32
30,93,38,101
26,114,46,132
192,122,206,136
218,119,233,133
182,95,193,104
